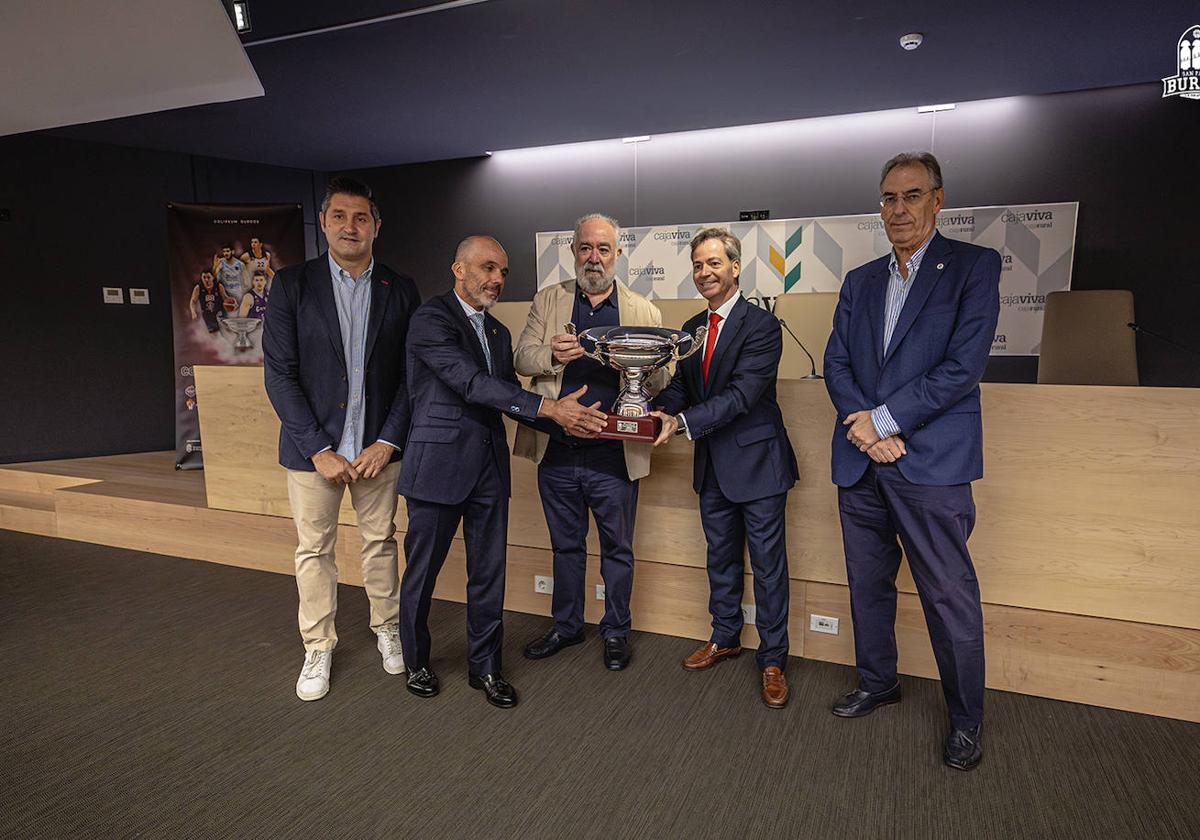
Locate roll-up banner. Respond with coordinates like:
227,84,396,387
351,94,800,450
167,203,304,469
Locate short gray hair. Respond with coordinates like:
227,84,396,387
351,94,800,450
453,235,504,263
689,227,741,263
572,213,621,249
880,152,943,190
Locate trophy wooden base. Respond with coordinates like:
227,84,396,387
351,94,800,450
597,413,662,443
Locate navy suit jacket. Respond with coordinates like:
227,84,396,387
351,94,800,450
263,254,420,471
657,295,799,503
823,231,1001,488
398,291,545,506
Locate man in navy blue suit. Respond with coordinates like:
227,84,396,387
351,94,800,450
263,176,420,702
398,235,607,709
652,227,799,709
823,152,1001,771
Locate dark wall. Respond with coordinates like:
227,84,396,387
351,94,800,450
350,83,1199,387
0,134,321,464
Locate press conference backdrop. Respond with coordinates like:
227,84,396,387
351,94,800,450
536,203,1077,357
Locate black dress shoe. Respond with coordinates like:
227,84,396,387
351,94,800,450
406,667,439,698
523,628,585,660
831,682,901,717
603,636,631,671
943,725,983,771
469,672,518,708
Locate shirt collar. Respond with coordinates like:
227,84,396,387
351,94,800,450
709,289,742,322
577,284,618,310
328,252,374,285
454,289,484,318
887,231,936,281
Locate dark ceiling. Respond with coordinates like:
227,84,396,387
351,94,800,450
50,0,1197,171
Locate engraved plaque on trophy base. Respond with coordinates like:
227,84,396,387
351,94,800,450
600,413,663,443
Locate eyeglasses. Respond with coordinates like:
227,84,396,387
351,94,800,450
879,188,938,209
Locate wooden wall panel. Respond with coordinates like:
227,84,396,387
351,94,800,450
192,369,1200,632
802,581,1200,722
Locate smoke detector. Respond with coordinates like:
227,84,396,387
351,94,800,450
899,32,924,51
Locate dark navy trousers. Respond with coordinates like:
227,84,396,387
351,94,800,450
537,440,638,640
400,454,508,677
838,461,985,729
699,467,790,670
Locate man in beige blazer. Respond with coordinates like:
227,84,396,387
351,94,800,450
514,213,669,670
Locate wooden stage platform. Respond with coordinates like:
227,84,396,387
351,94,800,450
2,443,1198,724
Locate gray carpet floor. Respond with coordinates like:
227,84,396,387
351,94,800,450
0,529,1197,839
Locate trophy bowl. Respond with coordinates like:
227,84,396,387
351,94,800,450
218,316,263,351
569,323,707,442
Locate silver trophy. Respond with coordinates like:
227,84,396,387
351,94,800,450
218,316,263,351
567,323,707,440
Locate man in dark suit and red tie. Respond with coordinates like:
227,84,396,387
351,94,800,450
651,227,799,709
822,152,1001,771
398,235,607,709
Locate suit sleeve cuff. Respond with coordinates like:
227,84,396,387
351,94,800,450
871,405,901,439
375,439,400,452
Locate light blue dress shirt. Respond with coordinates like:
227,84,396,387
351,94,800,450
326,253,396,461
871,234,935,440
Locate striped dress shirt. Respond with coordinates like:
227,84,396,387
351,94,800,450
870,233,934,440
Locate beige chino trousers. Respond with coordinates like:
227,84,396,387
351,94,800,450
286,461,401,652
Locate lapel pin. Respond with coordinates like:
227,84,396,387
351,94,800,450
936,263,944,270
380,279,390,285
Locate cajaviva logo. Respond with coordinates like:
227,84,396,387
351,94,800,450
1162,25,1200,100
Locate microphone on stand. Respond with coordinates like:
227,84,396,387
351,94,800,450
1126,322,1200,358
777,318,824,380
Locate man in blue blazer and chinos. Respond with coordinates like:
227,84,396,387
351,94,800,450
263,177,420,702
398,235,606,709
822,152,1001,771
652,227,799,709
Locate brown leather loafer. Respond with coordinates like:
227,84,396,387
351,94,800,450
681,642,742,671
761,666,789,708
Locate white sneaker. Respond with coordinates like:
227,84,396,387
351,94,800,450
296,649,332,701
376,626,405,675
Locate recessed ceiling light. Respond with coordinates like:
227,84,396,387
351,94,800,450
231,1,252,33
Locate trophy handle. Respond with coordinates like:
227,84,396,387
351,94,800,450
671,325,708,362
565,323,606,363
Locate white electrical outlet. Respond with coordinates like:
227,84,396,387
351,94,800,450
595,584,606,601
534,575,553,595
102,287,124,304
741,603,756,624
810,614,839,635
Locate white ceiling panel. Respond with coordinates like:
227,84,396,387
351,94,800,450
0,0,263,136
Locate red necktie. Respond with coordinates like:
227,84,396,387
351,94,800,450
702,311,721,384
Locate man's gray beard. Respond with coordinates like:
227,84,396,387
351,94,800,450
577,271,615,295
463,286,497,310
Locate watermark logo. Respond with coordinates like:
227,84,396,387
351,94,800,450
1162,25,1200,100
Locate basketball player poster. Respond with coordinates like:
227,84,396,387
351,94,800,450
167,203,303,469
